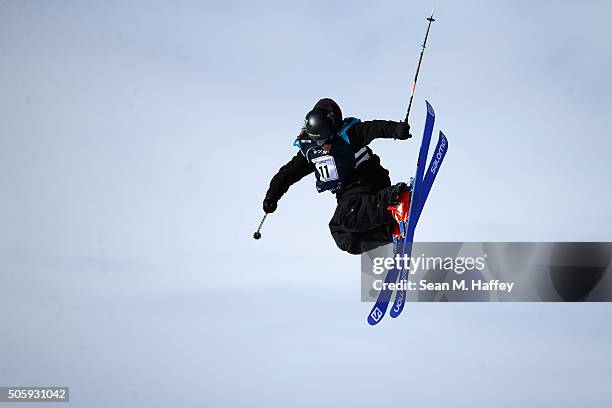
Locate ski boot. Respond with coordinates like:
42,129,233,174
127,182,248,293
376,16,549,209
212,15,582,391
387,179,414,243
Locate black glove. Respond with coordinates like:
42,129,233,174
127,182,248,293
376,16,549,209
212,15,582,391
395,122,412,140
263,198,277,214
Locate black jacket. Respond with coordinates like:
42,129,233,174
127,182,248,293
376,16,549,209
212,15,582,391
265,119,400,203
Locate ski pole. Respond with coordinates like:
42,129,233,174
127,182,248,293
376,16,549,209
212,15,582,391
404,5,435,123
252,213,268,240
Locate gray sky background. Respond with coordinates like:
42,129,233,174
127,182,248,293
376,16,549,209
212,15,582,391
1,0,611,406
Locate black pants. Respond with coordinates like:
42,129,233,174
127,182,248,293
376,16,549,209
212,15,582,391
329,186,396,255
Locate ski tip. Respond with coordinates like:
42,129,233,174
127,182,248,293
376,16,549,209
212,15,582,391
439,130,448,144
425,100,435,117
367,305,387,326
429,4,435,20
389,303,404,318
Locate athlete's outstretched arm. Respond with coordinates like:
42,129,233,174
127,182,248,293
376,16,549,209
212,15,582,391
264,153,314,212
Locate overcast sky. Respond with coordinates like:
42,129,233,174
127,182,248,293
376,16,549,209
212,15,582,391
1,0,611,406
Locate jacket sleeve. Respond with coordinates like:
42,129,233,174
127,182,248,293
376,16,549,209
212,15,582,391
347,120,399,149
265,152,315,202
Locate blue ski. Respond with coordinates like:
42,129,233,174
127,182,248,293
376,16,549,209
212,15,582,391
390,129,448,318
367,101,436,326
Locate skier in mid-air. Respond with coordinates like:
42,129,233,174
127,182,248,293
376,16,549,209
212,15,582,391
262,98,413,254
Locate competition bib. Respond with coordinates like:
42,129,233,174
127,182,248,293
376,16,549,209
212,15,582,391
312,155,339,182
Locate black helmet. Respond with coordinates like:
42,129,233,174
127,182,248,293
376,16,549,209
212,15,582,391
304,98,342,142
